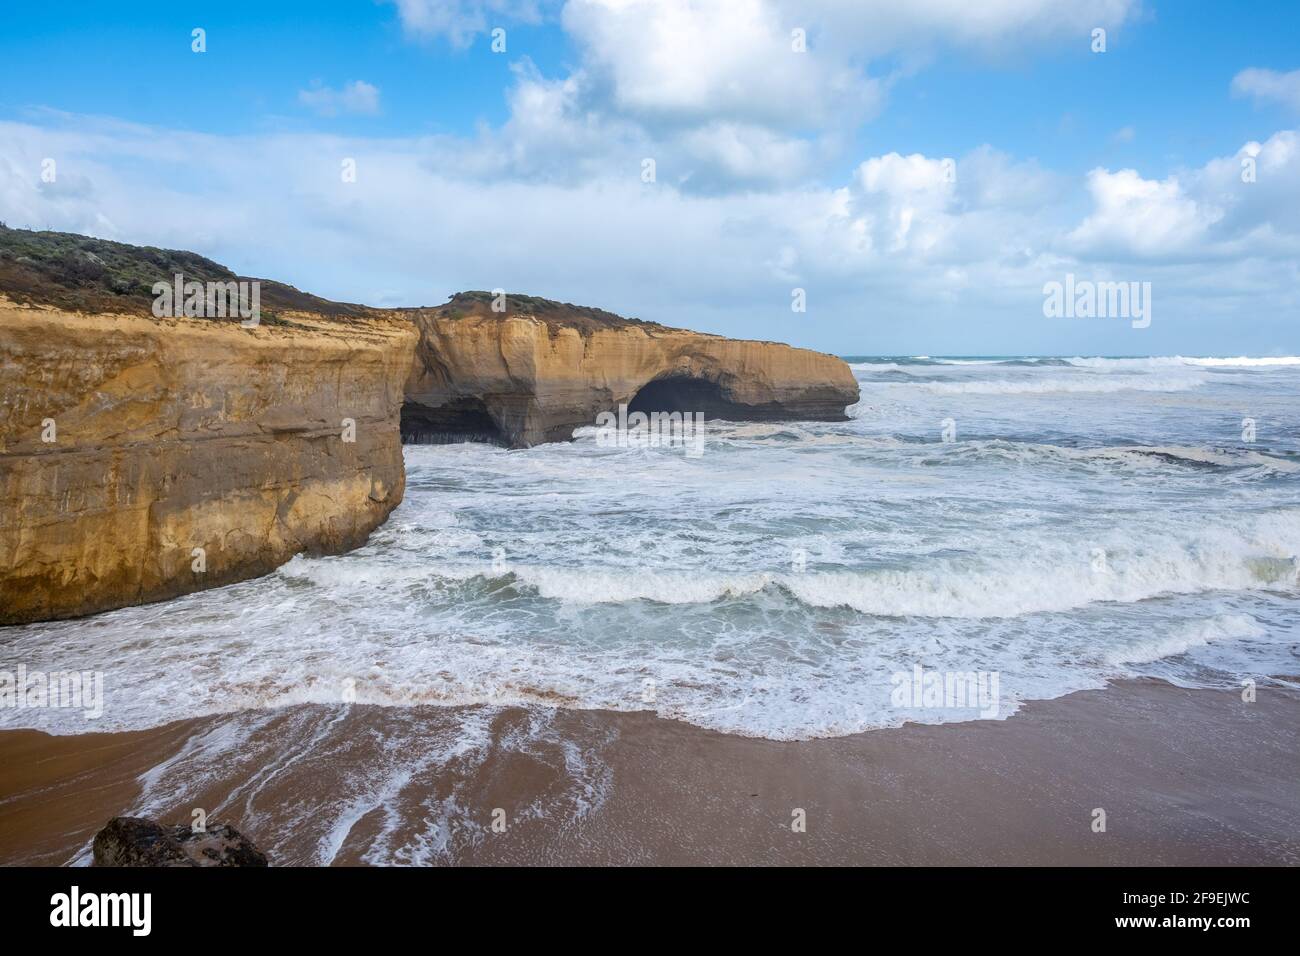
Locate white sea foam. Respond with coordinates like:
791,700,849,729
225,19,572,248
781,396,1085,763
945,440,1300,473
852,355,1300,370
1067,355,1300,368
4,355,1299,744
871,375,1205,395
1106,614,1267,665
474,509,1300,615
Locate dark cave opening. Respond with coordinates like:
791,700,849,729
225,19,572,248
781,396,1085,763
626,376,735,417
400,398,508,446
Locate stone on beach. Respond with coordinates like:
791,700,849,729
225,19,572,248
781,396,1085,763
91,816,269,867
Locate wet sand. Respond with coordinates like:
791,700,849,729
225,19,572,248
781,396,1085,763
1,679,1297,866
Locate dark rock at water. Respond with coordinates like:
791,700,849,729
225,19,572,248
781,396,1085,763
91,816,269,867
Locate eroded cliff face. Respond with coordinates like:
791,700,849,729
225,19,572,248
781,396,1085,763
0,230,859,626
403,295,860,447
0,299,416,625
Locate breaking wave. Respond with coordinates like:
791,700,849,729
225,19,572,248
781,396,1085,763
4,352,1299,742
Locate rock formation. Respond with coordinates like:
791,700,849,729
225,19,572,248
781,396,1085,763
92,816,269,866
0,228,859,625
0,299,416,625
402,292,859,447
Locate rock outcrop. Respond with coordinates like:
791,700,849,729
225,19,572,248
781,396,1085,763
0,298,416,625
0,228,858,625
92,816,269,866
402,292,859,447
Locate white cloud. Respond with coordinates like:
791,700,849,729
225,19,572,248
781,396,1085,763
389,0,1139,55
1231,67,1300,113
421,59,821,191
386,0,548,47
557,0,1137,133
1186,131,1300,250
562,0,884,130
298,80,382,117
676,122,815,185
852,152,957,253
1068,131,1300,261
379,0,1139,194
2,114,1296,355
1068,168,1219,258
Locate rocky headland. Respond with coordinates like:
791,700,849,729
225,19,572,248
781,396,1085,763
0,226,858,624
403,292,859,447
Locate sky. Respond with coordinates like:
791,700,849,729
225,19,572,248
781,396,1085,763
1,0,1298,355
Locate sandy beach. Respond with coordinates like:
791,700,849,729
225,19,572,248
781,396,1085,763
2,678,1296,866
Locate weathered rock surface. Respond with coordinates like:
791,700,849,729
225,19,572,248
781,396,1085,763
92,816,269,867
402,292,860,447
1,230,859,624
0,298,416,625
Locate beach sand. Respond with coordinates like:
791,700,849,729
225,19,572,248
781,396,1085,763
2,679,1297,866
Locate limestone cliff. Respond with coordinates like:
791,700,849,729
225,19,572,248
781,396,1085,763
1,229,858,625
402,292,859,447
0,299,416,625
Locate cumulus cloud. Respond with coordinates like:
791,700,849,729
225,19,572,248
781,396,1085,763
852,152,958,253
388,0,1138,55
831,146,1062,269
9,0,1298,355
379,0,1138,193
562,0,885,130
1231,67,1300,113
553,0,1136,151
298,80,382,117
5,110,1295,355
1068,168,1220,258
1068,131,1300,261
675,122,818,187
385,0,549,47
421,58,823,191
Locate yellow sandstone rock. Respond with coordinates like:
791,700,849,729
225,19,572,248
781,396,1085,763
403,293,859,446
0,299,416,625
1,284,858,625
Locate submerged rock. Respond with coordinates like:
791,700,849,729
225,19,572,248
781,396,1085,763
92,816,269,867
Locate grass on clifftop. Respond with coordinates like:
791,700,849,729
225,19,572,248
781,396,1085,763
0,224,668,333
432,290,665,333
0,224,370,322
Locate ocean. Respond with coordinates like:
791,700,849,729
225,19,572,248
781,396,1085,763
5,355,1298,744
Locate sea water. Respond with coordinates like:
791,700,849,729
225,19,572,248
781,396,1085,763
3,356,1299,741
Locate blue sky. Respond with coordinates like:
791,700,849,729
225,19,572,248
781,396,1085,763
1,1,1298,355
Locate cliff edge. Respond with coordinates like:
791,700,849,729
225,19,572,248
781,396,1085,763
402,291,859,447
0,228,858,624
0,298,416,625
